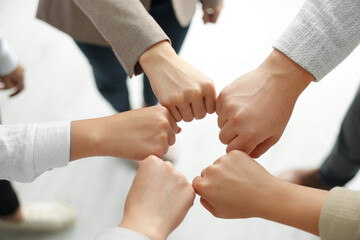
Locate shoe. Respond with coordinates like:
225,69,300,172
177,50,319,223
278,168,332,190
0,202,76,232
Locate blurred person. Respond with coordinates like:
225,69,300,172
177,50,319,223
0,32,76,232
193,150,359,240
37,0,223,120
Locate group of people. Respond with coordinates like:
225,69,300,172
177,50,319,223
1,0,360,239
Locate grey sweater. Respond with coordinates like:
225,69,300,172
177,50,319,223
274,0,360,80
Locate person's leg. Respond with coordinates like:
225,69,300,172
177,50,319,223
0,180,21,222
319,86,360,186
280,85,360,190
142,0,191,106
76,42,131,112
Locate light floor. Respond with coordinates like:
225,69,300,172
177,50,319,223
1,0,360,239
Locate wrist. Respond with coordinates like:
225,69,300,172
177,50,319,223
258,50,314,99
70,118,105,161
261,179,328,235
119,217,166,240
139,41,177,72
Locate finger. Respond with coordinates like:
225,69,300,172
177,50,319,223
10,80,24,97
217,108,228,128
167,128,176,146
200,197,217,216
177,127,182,134
219,121,237,144
1,78,13,89
203,86,217,114
166,110,179,132
212,13,220,23
178,103,194,122
226,136,257,155
169,106,182,122
10,88,22,97
191,99,207,120
162,144,169,158
250,136,279,159
201,167,208,177
192,176,205,195
216,91,225,115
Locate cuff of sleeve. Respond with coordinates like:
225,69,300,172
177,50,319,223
319,187,360,240
201,0,223,8
0,45,18,76
32,121,71,177
95,227,151,240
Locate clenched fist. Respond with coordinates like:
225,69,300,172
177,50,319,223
120,155,195,240
216,50,313,158
70,106,179,161
140,41,217,122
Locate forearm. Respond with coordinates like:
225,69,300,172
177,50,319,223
273,0,360,80
72,0,169,77
258,50,314,98
261,180,328,236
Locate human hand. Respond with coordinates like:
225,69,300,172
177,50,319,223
120,155,195,240
139,41,217,122
0,64,24,97
70,106,179,161
193,150,279,219
202,3,224,24
216,50,313,158
193,150,328,236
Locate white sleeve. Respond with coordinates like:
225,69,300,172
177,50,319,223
95,228,151,240
0,121,71,182
0,31,18,76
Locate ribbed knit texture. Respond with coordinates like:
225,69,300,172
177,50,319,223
319,187,360,240
273,0,360,81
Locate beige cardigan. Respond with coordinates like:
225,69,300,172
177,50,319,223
36,0,222,77
320,187,360,240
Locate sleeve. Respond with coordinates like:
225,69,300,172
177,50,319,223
95,227,151,240
201,0,223,8
273,0,360,81
72,0,170,77
319,187,360,240
0,121,71,183
0,32,18,76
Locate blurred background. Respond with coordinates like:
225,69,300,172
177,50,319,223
1,0,360,239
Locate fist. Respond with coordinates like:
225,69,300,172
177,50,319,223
120,155,195,240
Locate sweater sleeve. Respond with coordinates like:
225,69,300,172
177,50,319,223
0,32,18,76
0,121,70,183
95,227,151,240
201,0,223,8
72,0,170,77
319,187,360,240
273,0,360,81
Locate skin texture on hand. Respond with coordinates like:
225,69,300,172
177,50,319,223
119,155,195,240
139,41,217,122
70,106,179,161
193,150,328,236
216,50,314,158
0,64,25,97
202,3,223,24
